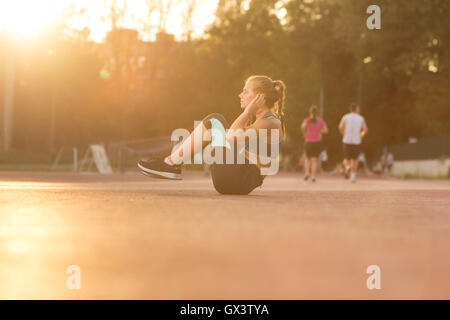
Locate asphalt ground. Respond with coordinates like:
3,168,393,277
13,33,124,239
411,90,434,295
0,171,449,299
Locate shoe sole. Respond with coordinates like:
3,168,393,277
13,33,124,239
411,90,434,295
138,163,182,180
140,170,169,180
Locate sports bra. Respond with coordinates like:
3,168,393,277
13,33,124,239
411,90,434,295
242,113,282,159
263,113,279,120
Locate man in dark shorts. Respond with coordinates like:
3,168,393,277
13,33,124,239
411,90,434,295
344,144,360,163
339,103,369,183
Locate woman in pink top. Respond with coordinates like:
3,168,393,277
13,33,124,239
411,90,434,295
301,106,328,182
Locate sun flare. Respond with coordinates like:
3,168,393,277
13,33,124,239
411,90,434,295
0,0,63,37
0,0,219,42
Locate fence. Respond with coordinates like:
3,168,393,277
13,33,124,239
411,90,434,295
107,136,173,172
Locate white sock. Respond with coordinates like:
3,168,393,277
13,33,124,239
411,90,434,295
164,157,174,166
351,172,356,180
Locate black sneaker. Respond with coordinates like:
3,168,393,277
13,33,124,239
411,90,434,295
138,159,182,180
304,173,310,182
311,176,316,183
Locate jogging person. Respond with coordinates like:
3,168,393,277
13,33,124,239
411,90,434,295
301,106,328,182
338,103,368,183
137,75,286,195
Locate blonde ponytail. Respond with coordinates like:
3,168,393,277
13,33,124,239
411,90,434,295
273,80,287,139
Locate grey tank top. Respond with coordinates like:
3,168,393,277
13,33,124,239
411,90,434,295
243,113,281,155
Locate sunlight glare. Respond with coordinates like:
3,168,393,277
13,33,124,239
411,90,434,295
0,0,63,37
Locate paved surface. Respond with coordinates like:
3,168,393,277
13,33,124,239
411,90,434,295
0,171,449,299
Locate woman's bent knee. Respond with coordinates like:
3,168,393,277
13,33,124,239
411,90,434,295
202,113,229,129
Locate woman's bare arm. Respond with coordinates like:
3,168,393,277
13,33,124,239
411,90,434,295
301,121,307,138
228,109,252,132
226,94,265,141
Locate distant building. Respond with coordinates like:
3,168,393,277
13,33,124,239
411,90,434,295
389,135,450,178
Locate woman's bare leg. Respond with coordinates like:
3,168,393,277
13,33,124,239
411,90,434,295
167,113,229,165
311,157,318,177
304,157,311,175
167,122,211,165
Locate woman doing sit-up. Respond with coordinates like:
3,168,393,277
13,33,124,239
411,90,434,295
138,75,286,195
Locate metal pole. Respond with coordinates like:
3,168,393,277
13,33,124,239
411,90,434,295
358,67,363,109
49,90,57,154
73,147,78,172
319,87,324,118
3,48,15,152
51,147,64,168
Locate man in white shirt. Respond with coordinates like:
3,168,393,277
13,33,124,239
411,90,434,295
338,103,368,183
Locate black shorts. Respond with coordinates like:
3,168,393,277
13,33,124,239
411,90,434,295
343,144,361,160
305,142,322,158
203,113,264,195
211,162,264,195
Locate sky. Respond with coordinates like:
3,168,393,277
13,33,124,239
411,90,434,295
0,0,220,42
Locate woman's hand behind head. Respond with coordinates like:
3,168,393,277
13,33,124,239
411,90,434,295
245,94,266,116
